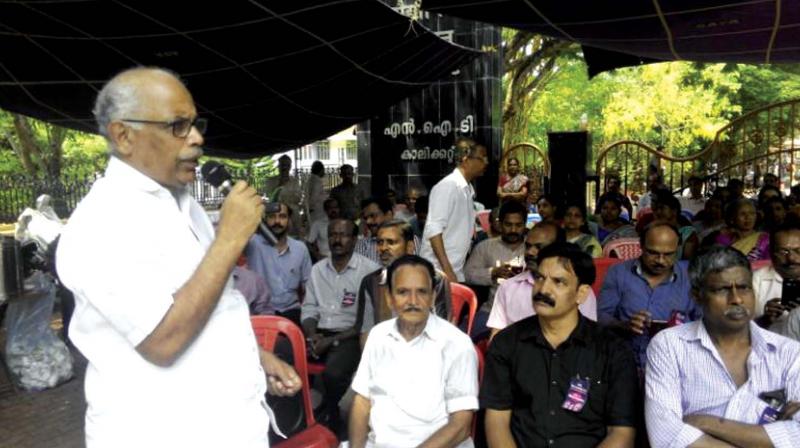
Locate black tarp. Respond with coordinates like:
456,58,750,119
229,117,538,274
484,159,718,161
0,0,480,157
422,0,800,76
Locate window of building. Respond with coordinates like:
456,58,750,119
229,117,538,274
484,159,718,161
315,141,330,161
346,140,357,160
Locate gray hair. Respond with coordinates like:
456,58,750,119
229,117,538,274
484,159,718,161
455,137,482,163
93,67,181,151
688,246,751,290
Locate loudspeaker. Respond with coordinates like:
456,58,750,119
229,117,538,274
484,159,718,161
548,131,590,209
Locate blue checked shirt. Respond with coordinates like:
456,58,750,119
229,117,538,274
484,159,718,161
645,320,800,448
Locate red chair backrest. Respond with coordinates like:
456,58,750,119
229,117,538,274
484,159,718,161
592,257,624,296
476,210,491,233
450,283,478,335
602,238,642,260
751,259,772,271
250,316,316,429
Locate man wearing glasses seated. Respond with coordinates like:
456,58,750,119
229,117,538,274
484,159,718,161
57,67,300,448
597,222,702,371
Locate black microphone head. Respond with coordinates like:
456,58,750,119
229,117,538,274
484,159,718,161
201,161,232,188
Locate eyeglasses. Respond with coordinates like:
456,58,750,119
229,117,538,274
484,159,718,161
121,116,207,138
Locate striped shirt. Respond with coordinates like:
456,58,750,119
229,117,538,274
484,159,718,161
645,320,800,448
354,234,421,265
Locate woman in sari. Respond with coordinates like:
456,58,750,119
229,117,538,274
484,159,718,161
715,198,770,261
563,203,602,258
693,195,725,242
597,196,637,246
497,157,528,203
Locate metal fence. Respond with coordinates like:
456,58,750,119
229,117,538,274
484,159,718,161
0,166,355,223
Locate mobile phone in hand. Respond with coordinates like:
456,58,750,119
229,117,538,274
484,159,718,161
781,279,800,308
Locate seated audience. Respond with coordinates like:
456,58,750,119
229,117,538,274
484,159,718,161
356,196,419,264
653,194,698,260
349,255,478,448
307,197,340,261
715,198,770,261
245,202,311,326
597,196,636,247
486,221,597,341
356,220,451,347
693,195,725,243
762,196,788,233
596,173,634,220
497,157,528,204
563,203,602,258
728,178,746,201
465,201,528,308
678,175,706,218
482,243,638,448
645,246,800,448
233,264,273,316
535,194,560,224
757,184,783,206
754,218,800,332
301,218,380,433
598,222,701,370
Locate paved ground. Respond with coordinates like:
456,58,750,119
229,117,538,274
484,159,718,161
0,314,86,448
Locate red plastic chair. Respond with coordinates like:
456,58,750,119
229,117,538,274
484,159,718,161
602,238,642,260
592,257,624,296
250,316,338,448
476,210,492,233
450,283,478,335
751,259,772,272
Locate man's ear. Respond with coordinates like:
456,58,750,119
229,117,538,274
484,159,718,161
575,284,590,305
108,121,134,157
406,241,415,255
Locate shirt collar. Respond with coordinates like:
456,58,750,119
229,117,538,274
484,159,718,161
683,320,777,356
106,155,183,196
389,314,440,342
326,252,360,273
452,167,469,188
520,315,591,347
633,259,678,284
509,270,535,285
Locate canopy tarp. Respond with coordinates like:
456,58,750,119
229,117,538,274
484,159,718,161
0,0,480,157
422,0,799,76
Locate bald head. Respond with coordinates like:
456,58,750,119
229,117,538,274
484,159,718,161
94,67,187,141
95,67,204,189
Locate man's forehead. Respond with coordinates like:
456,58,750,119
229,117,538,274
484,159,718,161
377,227,402,240
536,257,574,278
393,264,432,287
704,266,751,285
775,229,800,245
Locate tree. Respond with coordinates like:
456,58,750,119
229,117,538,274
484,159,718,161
502,30,578,148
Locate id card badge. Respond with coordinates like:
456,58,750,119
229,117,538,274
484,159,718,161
562,375,590,412
341,290,356,307
759,406,780,424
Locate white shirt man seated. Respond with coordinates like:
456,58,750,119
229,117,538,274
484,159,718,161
349,255,479,448
753,219,800,334
645,246,800,448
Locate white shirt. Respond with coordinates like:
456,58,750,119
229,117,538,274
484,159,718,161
351,315,479,448
678,195,706,217
752,265,790,326
645,321,800,448
57,157,273,448
307,216,331,258
305,174,327,224
419,169,476,281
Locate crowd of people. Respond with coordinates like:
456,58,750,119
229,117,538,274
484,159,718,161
55,66,800,448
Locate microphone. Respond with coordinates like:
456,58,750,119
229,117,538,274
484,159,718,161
201,161,277,245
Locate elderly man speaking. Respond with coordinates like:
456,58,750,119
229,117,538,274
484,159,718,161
349,255,479,448
57,67,300,448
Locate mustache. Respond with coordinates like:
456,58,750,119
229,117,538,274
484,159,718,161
178,147,204,161
724,306,750,318
533,292,556,307
402,305,423,313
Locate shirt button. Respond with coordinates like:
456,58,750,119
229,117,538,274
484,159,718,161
549,410,556,416
551,380,557,386
552,353,558,358
548,439,555,445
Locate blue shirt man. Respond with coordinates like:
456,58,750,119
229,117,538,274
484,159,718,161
245,203,312,324
598,223,701,369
